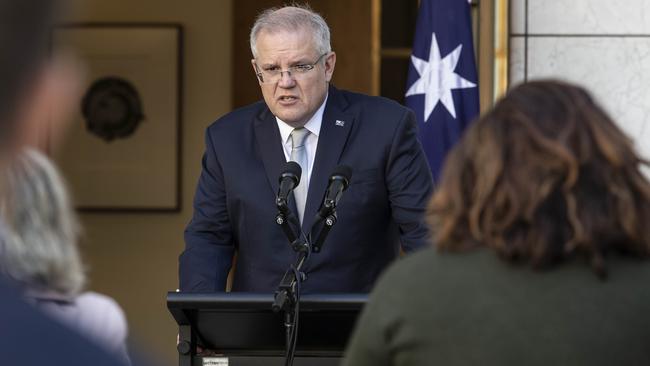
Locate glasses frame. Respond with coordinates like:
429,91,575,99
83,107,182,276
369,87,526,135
254,52,329,83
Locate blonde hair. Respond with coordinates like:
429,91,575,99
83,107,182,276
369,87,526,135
0,148,84,295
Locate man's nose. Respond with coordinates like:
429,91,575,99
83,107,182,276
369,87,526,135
277,70,296,87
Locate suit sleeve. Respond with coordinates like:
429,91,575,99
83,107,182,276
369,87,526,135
179,127,234,292
385,108,434,252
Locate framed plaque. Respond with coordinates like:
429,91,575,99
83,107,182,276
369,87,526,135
52,23,183,212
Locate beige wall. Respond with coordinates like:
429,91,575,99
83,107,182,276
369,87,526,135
509,0,650,171
60,1,232,364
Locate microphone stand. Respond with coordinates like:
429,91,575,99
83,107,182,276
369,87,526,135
273,201,310,366
272,193,341,365
272,240,308,362
275,199,298,246
272,225,309,315
310,206,339,253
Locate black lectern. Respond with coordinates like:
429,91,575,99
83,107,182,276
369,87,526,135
167,292,366,366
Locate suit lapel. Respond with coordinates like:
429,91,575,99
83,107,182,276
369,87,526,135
303,86,354,231
254,107,292,210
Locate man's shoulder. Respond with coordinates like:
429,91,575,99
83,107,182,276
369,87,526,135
331,88,415,135
336,87,411,115
206,100,268,133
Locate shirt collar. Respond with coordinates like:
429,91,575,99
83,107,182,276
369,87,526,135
276,93,328,144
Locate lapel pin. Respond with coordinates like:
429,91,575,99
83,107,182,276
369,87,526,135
335,119,345,127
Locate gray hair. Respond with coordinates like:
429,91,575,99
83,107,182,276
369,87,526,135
0,148,84,296
250,5,331,58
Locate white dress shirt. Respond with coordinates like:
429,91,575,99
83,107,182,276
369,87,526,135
275,94,328,192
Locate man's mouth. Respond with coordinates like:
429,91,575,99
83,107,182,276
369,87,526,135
279,96,298,102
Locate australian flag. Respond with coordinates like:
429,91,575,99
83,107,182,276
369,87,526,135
405,0,479,182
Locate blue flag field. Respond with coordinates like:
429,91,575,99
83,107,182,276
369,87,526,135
405,0,480,182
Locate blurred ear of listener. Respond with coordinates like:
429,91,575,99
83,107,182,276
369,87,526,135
342,79,650,366
0,2,82,165
0,149,131,364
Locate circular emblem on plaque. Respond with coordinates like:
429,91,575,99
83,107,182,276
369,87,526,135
81,77,145,142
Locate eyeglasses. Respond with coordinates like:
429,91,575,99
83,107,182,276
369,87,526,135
254,53,329,83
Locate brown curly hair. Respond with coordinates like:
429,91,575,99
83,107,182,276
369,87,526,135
429,79,650,278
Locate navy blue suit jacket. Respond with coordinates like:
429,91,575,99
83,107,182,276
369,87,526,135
180,86,433,293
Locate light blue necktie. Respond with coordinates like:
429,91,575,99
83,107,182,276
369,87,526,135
290,128,310,223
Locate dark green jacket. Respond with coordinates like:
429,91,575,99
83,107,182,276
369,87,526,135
343,247,650,365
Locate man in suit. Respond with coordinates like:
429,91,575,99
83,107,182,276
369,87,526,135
180,5,433,293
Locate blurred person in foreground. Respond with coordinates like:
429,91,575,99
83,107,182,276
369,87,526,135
0,0,129,364
343,79,650,365
0,148,131,363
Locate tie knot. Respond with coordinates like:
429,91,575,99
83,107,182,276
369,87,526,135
290,128,310,149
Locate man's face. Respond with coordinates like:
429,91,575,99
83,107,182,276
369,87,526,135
252,28,336,128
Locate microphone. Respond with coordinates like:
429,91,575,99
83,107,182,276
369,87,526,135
318,165,352,217
310,165,352,253
276,161,302,208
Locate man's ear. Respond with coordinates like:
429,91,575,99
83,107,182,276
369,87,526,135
251,59,261,84
14,55,84,152
324,52,336,82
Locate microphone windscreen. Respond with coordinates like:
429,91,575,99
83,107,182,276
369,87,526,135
281,161,302,183
331,164,352,184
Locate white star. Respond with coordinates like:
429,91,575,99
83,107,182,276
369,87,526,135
405,32,477,121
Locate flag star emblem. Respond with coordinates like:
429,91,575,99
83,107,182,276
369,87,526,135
335,120,345,127
405,32,477,122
